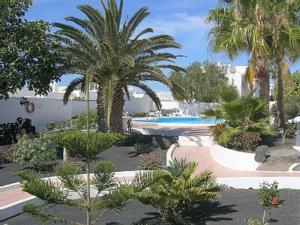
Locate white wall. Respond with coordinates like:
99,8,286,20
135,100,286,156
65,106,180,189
0,97,219,130
0,98,72,130
124,94,155,113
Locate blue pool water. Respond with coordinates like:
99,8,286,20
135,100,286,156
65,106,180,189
137,116,223,124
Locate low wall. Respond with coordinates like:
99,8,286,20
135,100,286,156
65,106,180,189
210,143,260,171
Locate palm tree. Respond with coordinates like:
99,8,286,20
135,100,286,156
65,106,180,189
207,0,271,104
54,0,186,133
267,0,300,127
53,3,109,132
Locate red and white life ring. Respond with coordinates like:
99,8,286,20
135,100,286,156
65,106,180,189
26,102,35,113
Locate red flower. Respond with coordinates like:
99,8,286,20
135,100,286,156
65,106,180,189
271,198,279,206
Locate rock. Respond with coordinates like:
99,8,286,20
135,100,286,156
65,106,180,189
255,145,269,163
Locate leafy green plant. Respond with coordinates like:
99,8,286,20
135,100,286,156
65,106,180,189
47,110,99,131
12,135,56,170
138,152,162,170
205,86,273,150
132,159,222,224
259,181,280,224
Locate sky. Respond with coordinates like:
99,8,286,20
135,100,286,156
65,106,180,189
26,0,300,90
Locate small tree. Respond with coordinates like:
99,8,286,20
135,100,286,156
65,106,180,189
17,131,132,225
259,181,280,224
132,159,222,224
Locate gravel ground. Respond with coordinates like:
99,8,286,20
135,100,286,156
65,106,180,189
3,189,300,225
0,145,167,186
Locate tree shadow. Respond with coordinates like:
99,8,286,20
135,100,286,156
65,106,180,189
131,201,237,225
188,201,237,224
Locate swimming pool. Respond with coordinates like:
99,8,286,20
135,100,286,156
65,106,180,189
135,116,223,124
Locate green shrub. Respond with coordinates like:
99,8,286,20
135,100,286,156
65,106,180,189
46,110,98,131
12,135,57,170
133,159,222,224
138,152,162,170
206,87,273,150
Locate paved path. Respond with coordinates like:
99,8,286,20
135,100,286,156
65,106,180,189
173,145,300,178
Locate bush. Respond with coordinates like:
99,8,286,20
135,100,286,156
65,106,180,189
241,132,261,152
46,110,98,131
138,152,162,170
12,135,57,170
133,159,222,224
206,88,273,150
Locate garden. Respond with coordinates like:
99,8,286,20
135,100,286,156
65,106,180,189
2,0,300,224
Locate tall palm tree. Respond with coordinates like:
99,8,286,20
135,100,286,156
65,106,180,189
267,0,300,127
54,0,186,133
207,0,270,104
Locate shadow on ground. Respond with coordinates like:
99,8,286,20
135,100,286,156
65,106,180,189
131,201,237,225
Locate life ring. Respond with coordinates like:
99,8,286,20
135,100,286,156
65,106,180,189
26,102,35,113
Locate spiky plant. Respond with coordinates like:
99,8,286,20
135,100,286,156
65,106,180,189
131,159,222,224
204,85,273,147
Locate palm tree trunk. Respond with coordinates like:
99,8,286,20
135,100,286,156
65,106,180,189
96,86,107,132
256,56,270,105
277,58,286,128
110,86,124,133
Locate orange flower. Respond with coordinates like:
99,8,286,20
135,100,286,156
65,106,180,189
271,198,279,206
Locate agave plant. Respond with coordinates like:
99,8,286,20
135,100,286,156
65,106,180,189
54,0,186,132
132,159,222,224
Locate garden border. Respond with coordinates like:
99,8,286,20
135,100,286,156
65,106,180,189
210,143,260,171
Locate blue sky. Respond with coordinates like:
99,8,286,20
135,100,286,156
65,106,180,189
26,0,300,90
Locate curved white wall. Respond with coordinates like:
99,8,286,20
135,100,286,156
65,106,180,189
210,144,260,171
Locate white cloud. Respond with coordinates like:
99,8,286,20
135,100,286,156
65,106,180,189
143,12,211,36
